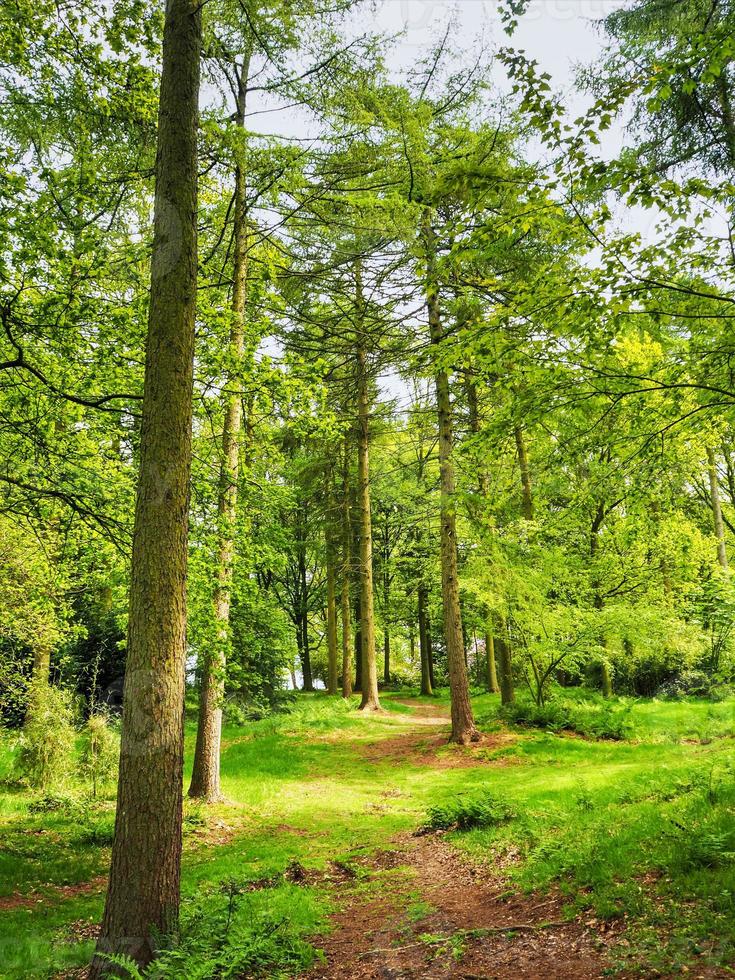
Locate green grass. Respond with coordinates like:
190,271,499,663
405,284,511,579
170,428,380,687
1,689,734,977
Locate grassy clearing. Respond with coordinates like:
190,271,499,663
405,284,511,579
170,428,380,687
0,690,734,977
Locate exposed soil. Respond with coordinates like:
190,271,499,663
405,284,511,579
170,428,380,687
358,730,519,770
303,832,623,980
0,875,107,913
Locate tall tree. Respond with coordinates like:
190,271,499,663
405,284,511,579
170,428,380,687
90,0,202,972
423,211,478,743
189,40,251,803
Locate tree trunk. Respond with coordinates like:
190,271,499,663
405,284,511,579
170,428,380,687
90,2,201,973
418,584,433,697
591,506,612,697
514,425,534,521
383,569,391,685
496,624,515,706
32,645,52,685
424,211,478,744
341,445,353,698
300,611,313,691
427,616,436,690
600,661,613,698
353,589,362,692
485,630,500,694
356,340,380,711
189,51,251,804
326,530,339,695
707,447,729,571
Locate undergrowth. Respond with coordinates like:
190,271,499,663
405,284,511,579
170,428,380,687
102,879,325,979
419,790,516,833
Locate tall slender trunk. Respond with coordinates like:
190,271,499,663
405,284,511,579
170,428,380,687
90,2,201,973
707,447,729,571
514,425,534,521
591,505,612,697
423,211,478,744
353,589,362,692
300,610,313,691
427,616,436,690
341,444,353,698
189,52,251,803
485,630,500,694
383,569,391,685
496,618,515,705
326,521,339,695
356,340,380,711
418,584,433,696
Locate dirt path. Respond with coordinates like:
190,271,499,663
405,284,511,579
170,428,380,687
304,827,624,980
303,698,621,979
303,698,735,979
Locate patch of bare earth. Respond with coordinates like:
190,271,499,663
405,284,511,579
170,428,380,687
0,876,107,913
303,833,628,980
356,699,518,770
358,731,518,770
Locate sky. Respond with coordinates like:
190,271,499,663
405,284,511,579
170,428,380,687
251,1,646,394
247,0,630,139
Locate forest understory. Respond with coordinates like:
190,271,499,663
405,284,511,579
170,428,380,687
2,692,734,979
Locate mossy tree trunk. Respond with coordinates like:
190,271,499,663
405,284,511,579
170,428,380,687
90,1,201,973
707,446,729,571
383,567,391,685
496,621,515,706
418,583,433,696
514,425,534,521
485,630,500,694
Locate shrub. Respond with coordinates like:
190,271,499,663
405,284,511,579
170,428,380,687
27,792,76,814
501,696,631,740
14,684,76,789
80,713,119,797
657,670,713,700
420,791,516,833
224,690,295,725
502,700,570,732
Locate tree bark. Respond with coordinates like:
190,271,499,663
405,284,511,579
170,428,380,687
32,645,52,685
89,2,201,973
341,444,353,698
299,610,313,691
326,523,339,695
485,630,500,694
496,623,515,706
514,425,534,522
189,50,251,803
356,339,380,711
353,589,362,693
427,615,436,690
383,567,391,685
424,211,478,744
418,584,433,697
707,446,729,571
591,505,612,697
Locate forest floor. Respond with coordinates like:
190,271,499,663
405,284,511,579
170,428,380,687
1,690,735,978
